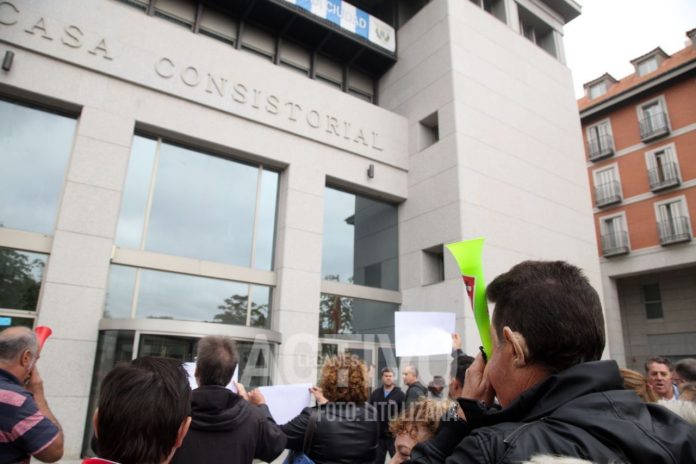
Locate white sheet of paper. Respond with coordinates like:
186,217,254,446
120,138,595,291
395,311,456,357
258,383,313,425
182,361,238,393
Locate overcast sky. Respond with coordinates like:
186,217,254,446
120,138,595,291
564,0,696,98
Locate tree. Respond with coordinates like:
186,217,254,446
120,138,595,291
319,275,353,335
0,248,44,311
214,293,268,327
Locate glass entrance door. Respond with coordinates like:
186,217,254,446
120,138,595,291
138,334,198,362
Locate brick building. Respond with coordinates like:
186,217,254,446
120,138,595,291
578,29,696,371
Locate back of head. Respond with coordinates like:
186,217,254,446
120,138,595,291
0,326,38,364
675,358,696,382
620,368,658,403
96,357,191,464
196,335,238,387
320,354,369,403
488,261,605,374
450,354,474,385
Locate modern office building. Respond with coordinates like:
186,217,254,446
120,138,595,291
578,30,696,372
1,0,592,460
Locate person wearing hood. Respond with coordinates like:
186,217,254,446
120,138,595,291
171,336,286,464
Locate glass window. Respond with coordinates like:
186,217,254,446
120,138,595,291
322,187,398,290
0,247,48,313
0,99,76,235
116,136,279,270
319,293,397,342
637,58,658,76
104,265,271,328
643,283,663,319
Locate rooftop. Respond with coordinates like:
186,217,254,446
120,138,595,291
578,37,696,113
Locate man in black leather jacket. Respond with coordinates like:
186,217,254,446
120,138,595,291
408,260,696,464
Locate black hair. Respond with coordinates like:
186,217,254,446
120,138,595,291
488,260,605,374
450,354,475,385
97,357,191,464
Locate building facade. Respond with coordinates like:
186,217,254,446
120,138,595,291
578,30,696,372
0,0,592,460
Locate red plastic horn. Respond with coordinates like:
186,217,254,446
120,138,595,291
34,326,53,351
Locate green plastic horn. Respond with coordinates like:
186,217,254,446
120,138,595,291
445,238,492,359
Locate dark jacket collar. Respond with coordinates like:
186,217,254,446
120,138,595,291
462,360,623,427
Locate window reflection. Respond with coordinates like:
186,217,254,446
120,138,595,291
0,99,76,235
322,187,398,290
319,293,396,341
0,247,48,312
104,265,271,328
116,136,279,270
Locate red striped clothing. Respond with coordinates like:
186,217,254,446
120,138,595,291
0,369,59,464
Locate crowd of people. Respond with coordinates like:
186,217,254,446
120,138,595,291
2,260,696,464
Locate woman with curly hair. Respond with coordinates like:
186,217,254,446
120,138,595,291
388,399,451,464
280,354,379,463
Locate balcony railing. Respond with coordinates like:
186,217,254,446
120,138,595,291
587,134,614,161
595,180,622,207
658,216,691,245
639,111,669,141
648,162,680,191
601,231,629,257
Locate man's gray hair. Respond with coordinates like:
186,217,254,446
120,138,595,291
0,327,38,362
675,358,696,382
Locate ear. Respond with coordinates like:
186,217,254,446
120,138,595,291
174,416,192,449
502,327,528,368
19,349,33,368
92,408,99,438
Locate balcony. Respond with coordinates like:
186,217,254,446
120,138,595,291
601,231,629,257
587,134,614,161
648,162,680,192
595,181,622,207
658,216,691,245
639,112,670,141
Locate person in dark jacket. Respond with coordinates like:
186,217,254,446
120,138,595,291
403,365,428,408
369,367,405,464
172,336,286,464
281,354,379,464
408,260,696,464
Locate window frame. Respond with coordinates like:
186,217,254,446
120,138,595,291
653,195,692,244
635,95,670,139
592,163,623,206
644,142,681,189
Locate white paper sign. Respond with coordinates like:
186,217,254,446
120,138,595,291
182,362,238,393
395,312,456,357
258,383,313,425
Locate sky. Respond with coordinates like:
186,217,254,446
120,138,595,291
564,0,696,98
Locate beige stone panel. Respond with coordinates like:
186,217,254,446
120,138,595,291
273,268,322,316
77,107,135,148
67,135,131,191
44,231,112,289
36,282,104,342
56,182,121,239
44,395,90,462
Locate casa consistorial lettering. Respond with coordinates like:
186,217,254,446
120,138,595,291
155,57,383,153
0,1,114,60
